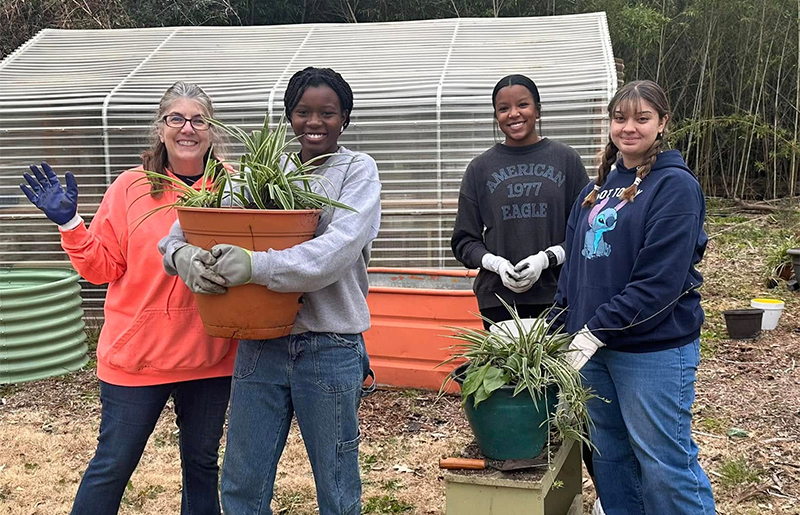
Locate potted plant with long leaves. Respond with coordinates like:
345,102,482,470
763,235,800,285
137,114,356,339
440,297,597,461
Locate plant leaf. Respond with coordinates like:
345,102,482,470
460,362,492,406
482,366,509,395
473,385,491,408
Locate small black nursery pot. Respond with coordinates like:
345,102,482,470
723,309,764,340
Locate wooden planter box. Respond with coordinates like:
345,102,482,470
364,268,482,392
444,439,582,515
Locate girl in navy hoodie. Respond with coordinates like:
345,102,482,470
553,80,716,514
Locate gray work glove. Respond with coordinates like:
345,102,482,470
481,253,531,294
209,244,253,288
173,244,227,295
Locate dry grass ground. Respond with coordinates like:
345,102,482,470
1,199,798,514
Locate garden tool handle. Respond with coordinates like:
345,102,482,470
438,458,487,470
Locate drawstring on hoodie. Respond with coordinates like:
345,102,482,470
164,276,179,318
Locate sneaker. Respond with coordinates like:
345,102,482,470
592,498,606,515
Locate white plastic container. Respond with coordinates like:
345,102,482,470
489,318,547,338
750,298,785,330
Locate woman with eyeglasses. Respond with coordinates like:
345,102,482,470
19,81,237,515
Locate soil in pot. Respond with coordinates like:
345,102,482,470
453,363,557,461
446,440,551,482
723,308,764,340
177,207,320,340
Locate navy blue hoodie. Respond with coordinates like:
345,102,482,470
552,150,707,353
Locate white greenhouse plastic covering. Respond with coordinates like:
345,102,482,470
0,14,617,318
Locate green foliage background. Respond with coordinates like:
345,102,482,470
3,0,799,199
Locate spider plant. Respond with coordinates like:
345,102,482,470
207,114,356,212
763,234,800,282
129,156,232,230
440,296,598,448
132,113,356,214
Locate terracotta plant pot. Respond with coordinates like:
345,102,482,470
176,207,319,339
722,308,763,340
775,262,794,281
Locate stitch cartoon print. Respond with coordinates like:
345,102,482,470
582,197,627,259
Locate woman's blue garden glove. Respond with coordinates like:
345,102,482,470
209,244,252,287
20,162,79,226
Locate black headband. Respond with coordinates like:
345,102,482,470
492,74,541,108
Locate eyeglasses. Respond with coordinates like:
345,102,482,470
162,114,210,131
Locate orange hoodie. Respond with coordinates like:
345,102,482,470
59,167,236,386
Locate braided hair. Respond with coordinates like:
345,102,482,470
284,67,354,131
583,80,670,207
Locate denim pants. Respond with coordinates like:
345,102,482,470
581,339,716,515
221,332,369,515
70,377,231,515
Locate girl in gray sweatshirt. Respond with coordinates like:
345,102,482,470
160,67,380,515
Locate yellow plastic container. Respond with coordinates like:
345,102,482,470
750,298,785,330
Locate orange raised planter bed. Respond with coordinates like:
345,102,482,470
364,268,483,393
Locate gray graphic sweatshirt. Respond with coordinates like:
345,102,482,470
159,146,382,335
451,139,589,309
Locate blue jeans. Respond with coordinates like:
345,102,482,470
221,332,369,515
581,339,716,515
71,377,231,515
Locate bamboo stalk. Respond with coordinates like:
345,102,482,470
792,0,800,197
656,0,667,83
686,15,713,160
736,1,772,198
774,25,790,199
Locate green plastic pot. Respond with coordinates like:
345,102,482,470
453,363,557,460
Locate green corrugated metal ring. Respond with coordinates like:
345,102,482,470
0,268,88,384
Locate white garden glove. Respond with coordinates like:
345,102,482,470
209,244,253,287
514,251,549,284
481,253,531,293
514,245,565,288
173,244,227,295
565,326,605,371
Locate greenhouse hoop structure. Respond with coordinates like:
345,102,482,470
0,14,618,318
